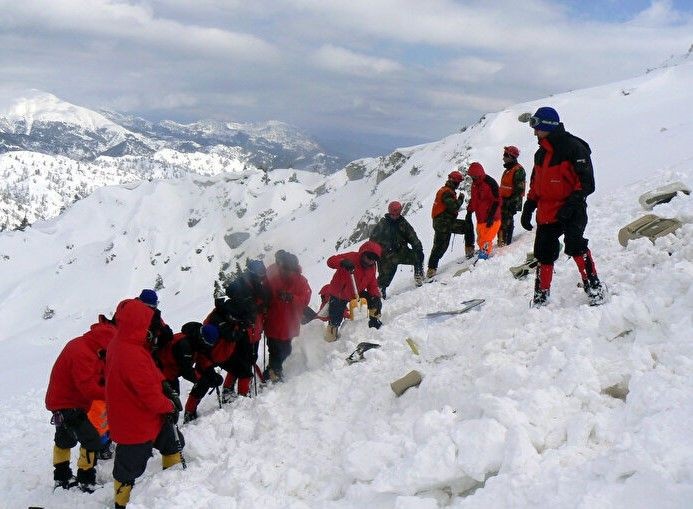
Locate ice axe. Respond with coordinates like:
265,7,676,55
347,272,367,320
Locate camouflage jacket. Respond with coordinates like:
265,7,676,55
370,215,423,256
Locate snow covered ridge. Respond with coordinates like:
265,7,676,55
0,60,691,507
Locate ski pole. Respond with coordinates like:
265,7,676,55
215,386,222,409
170,417,187,469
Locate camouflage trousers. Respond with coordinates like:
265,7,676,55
377,248,424,289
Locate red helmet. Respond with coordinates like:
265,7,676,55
387,201,403,218
503,146,520,158
466,162,485,179
447,171,463,183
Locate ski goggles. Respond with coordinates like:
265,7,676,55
528,116,560,129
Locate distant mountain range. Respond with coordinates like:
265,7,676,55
0,91,344,173
0,91,348,230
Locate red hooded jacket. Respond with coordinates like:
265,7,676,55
264,263,312,341
105,299,174,444
466,163,501,223
325,241,382,301
45,317,116,412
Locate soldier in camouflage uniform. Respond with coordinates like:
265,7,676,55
426,171,475,278
498,146,526,246
369,201,424,298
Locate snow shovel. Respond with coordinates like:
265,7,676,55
347,272,367,320
638,181,690,210
390,370,423,397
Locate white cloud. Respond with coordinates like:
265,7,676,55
0,0,278,60
312,45,403,76
444,57,504,83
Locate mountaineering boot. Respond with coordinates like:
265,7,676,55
183,411,198,423
76,447,98,493
53,446,78,490
531,263,553,308
324,324,339,342
583,276,607,306
414,265,424,287
426,268,437,279
162,453,182,470
221,387,237,404
114,479,134,509
531,289,550,307
183,394,200,422
264,368,282,383
380,286,387,300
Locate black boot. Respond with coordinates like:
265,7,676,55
380,287,387,300
53,461,78,490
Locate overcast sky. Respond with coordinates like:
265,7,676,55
0,0,691,154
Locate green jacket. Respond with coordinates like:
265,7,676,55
370,215,423,256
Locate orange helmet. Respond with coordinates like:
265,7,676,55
447,171,463,183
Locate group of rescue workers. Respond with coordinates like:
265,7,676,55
45,106,606,508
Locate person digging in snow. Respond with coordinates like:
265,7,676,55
154,321,221,399
45,314,117,493
106,296,184,509
262,250,312,382
369,200,425,298
520,106,606,306
426,171,475,278
323,240,383,341
466,162,502,258
497,145,526,246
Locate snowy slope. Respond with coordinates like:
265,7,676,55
0,61,691,508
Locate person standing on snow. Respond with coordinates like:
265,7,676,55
323,240,383,341
520,106,606,306
106,296,184,509
45,314,116,492
262,250,312,382
369,201,425,298
497,146,526,246
466,162,502,258
426,171,475,279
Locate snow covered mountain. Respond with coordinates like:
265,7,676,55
0,91,345,230
0,60,691,508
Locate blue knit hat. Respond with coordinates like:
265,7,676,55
529,107,560,131
138,289,158,308
200,324,220,347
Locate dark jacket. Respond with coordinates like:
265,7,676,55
155,322,203,383
370,214,423,257
528,125,594,224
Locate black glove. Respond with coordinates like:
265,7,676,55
278,290,293,303
203,369,224,387
485,216,494,228
301,306,318,325
557,192,584,223
521,200,537,231
340,259,355,273
368,316,382,329
162,381,182,422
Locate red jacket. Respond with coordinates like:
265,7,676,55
105,299,174,444
467,174,501,224
156,332,190,382
264,263,312,341
45,317,116,412
325,241,382,301
527,126,594,224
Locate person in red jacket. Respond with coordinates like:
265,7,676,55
184,261,266,420
262,250,312,382
154,322,220,395
521,107,606,306
45,314,116,492
106,296,183,509
323,240,383,341
466,162,502,258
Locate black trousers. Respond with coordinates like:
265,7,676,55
113,420,184,482
267,338,293,373
534,209,589,265
53,408,102,452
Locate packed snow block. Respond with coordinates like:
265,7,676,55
638,181,690,210
617,214,683,247
390,370,423,397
